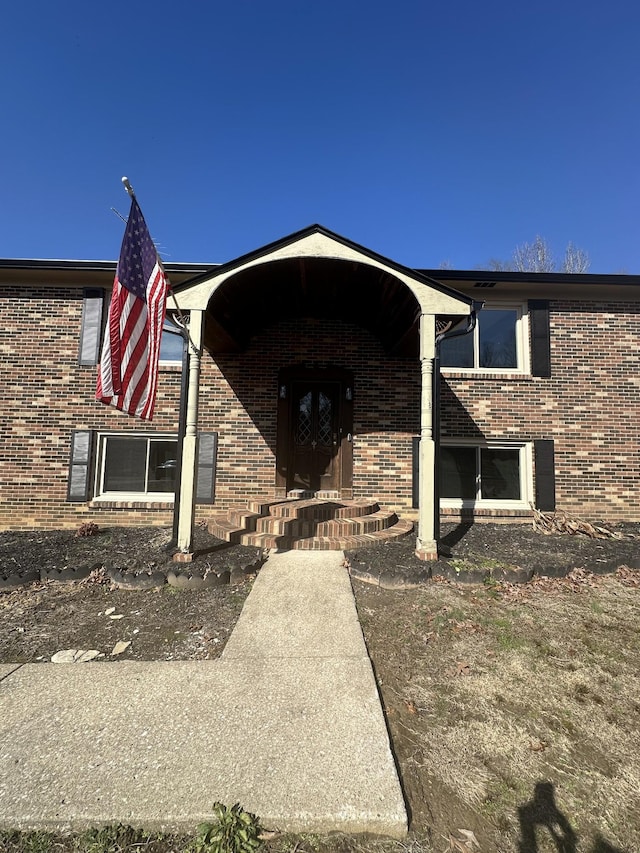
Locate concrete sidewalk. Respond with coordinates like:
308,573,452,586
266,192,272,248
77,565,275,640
0,550,407,837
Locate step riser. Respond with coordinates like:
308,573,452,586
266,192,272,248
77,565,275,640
266,500,380,521
239,519,413,551
208,498,411,551
254,513,398,537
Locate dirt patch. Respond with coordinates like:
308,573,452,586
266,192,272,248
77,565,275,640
0,525,260,663
347,520,640,587
1,522,639,852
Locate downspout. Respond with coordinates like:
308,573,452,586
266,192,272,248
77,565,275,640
433,300,483,542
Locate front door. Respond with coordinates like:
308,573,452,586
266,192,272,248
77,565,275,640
290,381,339,491
276,367,354,497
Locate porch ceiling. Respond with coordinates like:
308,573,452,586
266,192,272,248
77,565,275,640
203,256,446,356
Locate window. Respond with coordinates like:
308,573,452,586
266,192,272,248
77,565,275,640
440,443,531,507
440,305,528,372
95,434,178,500
159,317,185,363
79,291,184,365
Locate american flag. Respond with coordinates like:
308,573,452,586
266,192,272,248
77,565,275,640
96,197,168,420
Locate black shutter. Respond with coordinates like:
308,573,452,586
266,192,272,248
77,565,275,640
534,439,555,511
412,436,420,509
67,430,94,501
79,289,104,365
196,432,218,504
529,300,551,378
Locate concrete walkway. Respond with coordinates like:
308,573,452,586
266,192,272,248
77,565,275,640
0,550,407,837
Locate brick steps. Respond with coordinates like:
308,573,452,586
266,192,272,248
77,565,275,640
208,498,413,551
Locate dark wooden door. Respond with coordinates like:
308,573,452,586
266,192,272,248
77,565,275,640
289,381,340,491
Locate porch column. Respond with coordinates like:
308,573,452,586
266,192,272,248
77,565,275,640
177,310,204,554
415,313,438,561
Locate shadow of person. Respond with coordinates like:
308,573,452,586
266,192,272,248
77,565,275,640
517,781,577,852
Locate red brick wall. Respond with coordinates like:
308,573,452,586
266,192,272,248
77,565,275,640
2,285,638,530
0,285,183,530
0,297,420,529
441,300,640,521
199,318,420,510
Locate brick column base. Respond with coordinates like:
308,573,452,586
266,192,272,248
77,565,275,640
172,552,194,563
415,540,438,561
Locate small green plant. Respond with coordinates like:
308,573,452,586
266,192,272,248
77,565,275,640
0,830,55,853
483,574,501,599
190,802,263,853
78,823,164,852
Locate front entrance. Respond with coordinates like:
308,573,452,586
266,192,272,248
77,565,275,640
276,367,353,498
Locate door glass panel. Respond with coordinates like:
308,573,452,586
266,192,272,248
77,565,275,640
481,448,520,499
296,391,312,445
317,391,333,446
440,447,476,499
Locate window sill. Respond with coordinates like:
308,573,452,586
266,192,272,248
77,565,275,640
440,370,533,381
90,493,175,509
441,499,529,511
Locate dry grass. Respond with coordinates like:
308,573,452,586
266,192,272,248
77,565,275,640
355,568,640,852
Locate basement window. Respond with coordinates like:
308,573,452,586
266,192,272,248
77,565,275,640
440,442,532,508
94,433,178,500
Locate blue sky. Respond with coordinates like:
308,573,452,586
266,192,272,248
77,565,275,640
2,0,638,273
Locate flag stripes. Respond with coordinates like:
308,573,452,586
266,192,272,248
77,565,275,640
96,198,168,420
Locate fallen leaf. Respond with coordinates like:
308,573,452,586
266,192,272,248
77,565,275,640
457,828,481,849
443,834,468,852
454,661,471,677
529,739,548,752
51,649,100,663
111,640,131,656
404,699,419,714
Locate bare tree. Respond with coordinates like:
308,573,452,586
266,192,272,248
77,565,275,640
482,236,590,274
513,235,556,273
562,242,590,273
484,257,514,271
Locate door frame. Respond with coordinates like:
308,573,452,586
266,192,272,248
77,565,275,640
275,366,354,499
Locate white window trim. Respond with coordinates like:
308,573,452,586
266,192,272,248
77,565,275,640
93,432,178,503
440,439,533,510
440,301,531,375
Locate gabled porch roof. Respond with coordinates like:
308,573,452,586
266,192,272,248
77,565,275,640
172,225,474,356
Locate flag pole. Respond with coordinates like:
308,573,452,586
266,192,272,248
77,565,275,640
118,176,192,548
122,176,136,199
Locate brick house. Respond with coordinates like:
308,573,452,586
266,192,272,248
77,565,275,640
1,225,638,558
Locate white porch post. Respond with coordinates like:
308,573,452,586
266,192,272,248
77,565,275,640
177,310,203,555
415,312,438,561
